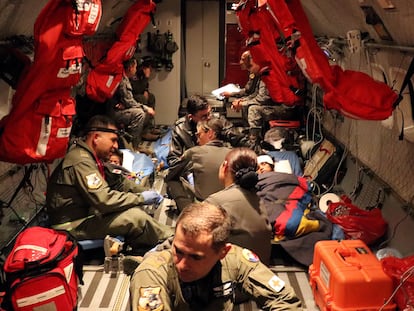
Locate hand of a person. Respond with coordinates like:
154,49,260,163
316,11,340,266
220,91,232,98
115,103,125,110
146,107,155,116
141,190,164,205
231,100,242,112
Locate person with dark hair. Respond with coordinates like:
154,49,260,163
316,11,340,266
108,148,124,166
231,55,296,143
106,148,140,182
204,148,272,265
257,154,276,173
130,57,156,109
46,115,174,255
108,58,158,150
130,202,302,311
168,117,232,201
167,95,250,211
166,94,212,211
168,94,211,168
129,57,160,136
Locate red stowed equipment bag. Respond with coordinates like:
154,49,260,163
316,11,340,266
326,195,388,245
0,0,91,164
2,227,82,311
0,90,76,164
85,64,123,103
64,0,102,36
323,66,399,120
85,0,155,103
381,255,414,310
253,0,399,120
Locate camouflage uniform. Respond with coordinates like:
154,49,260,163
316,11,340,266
231,71,260,98
241,78,293,129
108,75,151,148
130,244,302,311
46,140,173,251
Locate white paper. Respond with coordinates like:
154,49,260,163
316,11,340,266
120,149,134,172
211,83,241,100
274,160,293,175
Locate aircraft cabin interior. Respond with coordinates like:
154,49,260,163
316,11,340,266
0,0,413,310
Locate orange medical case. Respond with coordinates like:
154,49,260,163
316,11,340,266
309,240,396,311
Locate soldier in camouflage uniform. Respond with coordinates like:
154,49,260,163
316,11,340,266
130,202,302,311
220,50,259,100
46,115,173,253
108,58,157,149
231,55,295,138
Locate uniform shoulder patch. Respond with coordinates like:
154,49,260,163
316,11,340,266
85,173,102,189
138,287,163,311
268,275,285,293
242,248,260,263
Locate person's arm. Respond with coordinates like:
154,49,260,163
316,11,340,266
221,87,246,98
71,160,148,215
228,247,302,311
143,105,155,116
165,147,193,182
167,125,188,168
133,93,148,105
245,262,302,310
118,77,144,109
242,79,272,106
130,252,174,311
130,270,173,311
104,164,148,193
219,116,249,147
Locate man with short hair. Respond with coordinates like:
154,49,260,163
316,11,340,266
46,115,173,254
221,50,259,99
108,58,158,150
170,118,232,201
166,94,213,211
130,202,302,310
167,95,248,211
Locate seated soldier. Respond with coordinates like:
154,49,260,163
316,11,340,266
130,56,156,109
205,147,272,265
230,55,296,142
220,50,258,99
107,58,158,151
168,118,232,201
129,202,302,311
166,94,247,212
46,115,173,256
130,56,159,134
